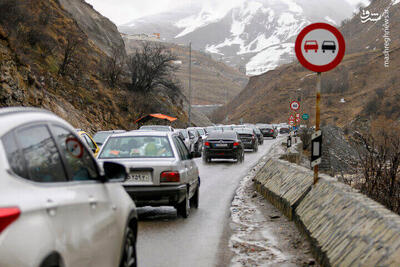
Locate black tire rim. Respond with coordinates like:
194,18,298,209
123,228,136,267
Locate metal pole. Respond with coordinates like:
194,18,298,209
314,72,321,185
188,42,192,127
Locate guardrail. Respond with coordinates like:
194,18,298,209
254,158,400,267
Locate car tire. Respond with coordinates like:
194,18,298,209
119,226,137,267
254,145,258,152
203,156,209,164
240,152,245,163
177,189,190,218
190,184,199,209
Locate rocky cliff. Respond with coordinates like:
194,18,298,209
0,0,208,134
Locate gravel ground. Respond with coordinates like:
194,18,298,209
228,142,319,267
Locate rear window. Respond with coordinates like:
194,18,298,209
235,128,253,134
99,136,174,158
139,126,171,132
208,131,237,140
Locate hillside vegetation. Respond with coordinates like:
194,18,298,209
0,0,210,134
124,38,248,105
215,0,400,127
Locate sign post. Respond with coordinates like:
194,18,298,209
295,23,345,184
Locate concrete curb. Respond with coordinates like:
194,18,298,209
254,158,400,267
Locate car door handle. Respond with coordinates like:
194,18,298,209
89,196,97,209
46,199,57,217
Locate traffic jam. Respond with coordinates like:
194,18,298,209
0,107,292,267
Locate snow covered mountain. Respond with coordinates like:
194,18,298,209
119,0,366,75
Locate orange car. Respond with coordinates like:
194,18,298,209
304,40,318,52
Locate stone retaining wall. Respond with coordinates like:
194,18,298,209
254,158,400,267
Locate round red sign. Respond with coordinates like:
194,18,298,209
290,101,300,111
295,23,345,72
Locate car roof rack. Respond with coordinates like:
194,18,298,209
0,107,53,118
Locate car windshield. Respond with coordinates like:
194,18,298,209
179,130,188,138
99,136,174,158
140,126,170,131
188,129,197,136
197,129,205,135
93,132,112,144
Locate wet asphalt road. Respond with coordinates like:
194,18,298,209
136,138,278,267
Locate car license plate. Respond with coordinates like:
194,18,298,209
215,144,228,147
128,171,151,183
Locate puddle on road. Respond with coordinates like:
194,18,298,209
228,154,318,267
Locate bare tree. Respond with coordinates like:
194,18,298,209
104,46,125,87
127,42,180,93
353,118,400,214
58,33,82,76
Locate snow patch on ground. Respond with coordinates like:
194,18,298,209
393,0,400,5
246,43,294,75
281,0,303,13
175,10,225,38
278,12,297,25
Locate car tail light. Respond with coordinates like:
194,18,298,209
271,129,274,133
233,142,240,147
204,141,210,147
160,171,180,182
0,207,20,234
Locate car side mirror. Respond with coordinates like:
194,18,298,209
102,162,127,182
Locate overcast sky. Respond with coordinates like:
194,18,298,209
86,0,369,26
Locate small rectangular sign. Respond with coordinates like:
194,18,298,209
311,131,322,166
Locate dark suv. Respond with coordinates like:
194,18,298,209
279,127,290,134
258,125,277,138
235,128,258,152
203,131,244,163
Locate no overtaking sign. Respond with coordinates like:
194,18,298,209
295,23,345,185
295,23,345,72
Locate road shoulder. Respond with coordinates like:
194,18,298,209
226,139,319,266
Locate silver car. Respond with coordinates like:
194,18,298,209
175,128,195,153
0,107,138,267
97,131,200,218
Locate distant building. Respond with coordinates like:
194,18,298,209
120,32,161,42
238,65,246,74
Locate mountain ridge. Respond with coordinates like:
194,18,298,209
119,0,362,75
212,0,400,128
